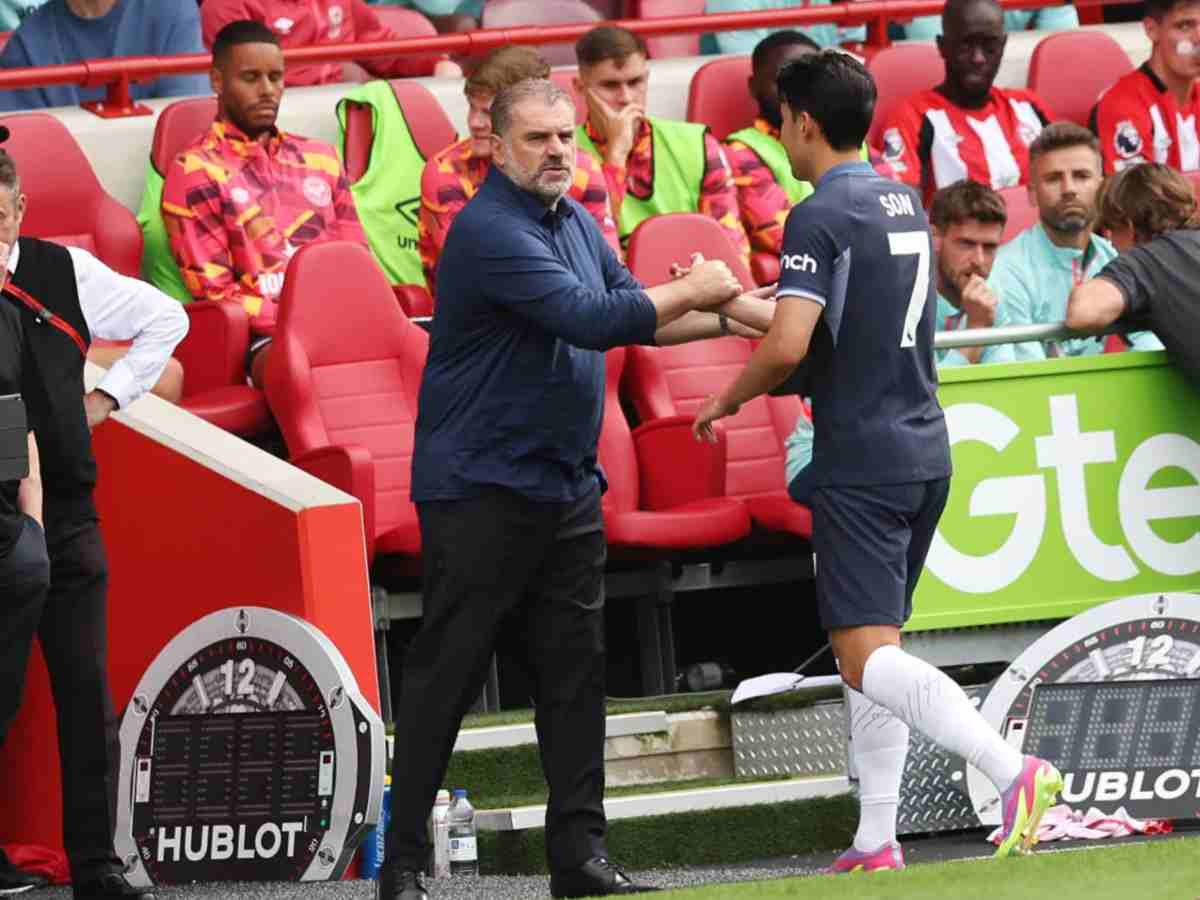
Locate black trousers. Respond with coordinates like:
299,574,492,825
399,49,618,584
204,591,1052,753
0,515,50,746
384,486,608,874
42,521,121,879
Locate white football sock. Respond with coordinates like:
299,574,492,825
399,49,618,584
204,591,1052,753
847,688,909,852
860,644,1023,792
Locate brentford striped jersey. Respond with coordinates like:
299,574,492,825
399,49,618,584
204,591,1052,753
879,87,1053,205
1090,64,1200,174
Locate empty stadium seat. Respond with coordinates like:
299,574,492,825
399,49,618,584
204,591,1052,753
686,56,754,141
638,0,705,58
1027,31,1131,127
370,5,441,36
866,43,944,150
998,184,1039,243
549,68,589,125
142,98,274,436
1,112,142,277
482,0,603,66
624,214,811,539
600,348,751,551
265,241,427,564
600,345,750,692
341,79,457,317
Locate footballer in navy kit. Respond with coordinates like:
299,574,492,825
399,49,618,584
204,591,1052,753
693,50,1063,871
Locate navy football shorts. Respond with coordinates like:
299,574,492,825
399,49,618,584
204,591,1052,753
809,478,950,631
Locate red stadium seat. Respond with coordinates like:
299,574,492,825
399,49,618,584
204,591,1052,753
686,56,754,141
600,345,750,692
1,112,142,278
482,0,602,66
600,348,751,552
998,185,1039,243
867,43,944,151
370,5,440,36
341,80,457,318
1027,31,1132,128
549,68,589,125
145,97,273,436
637,0,705,58
265,241,427,565
625,214,811,539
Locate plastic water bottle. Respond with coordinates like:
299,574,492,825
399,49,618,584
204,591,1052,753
427,789,451,879
447,789,479,876
360,775,391,879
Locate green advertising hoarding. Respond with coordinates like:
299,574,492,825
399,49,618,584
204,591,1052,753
909,350,1200,631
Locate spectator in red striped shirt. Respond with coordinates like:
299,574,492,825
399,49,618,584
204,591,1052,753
1090,0,1200,174
878,0,1053,206
162,20,368,385
201,0,462,87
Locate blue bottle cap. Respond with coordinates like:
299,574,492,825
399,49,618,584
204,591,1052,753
453,788,467,798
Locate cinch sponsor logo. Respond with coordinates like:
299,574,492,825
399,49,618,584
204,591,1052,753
781,253,818,274
1062,769,1200,803
155,822,304,862
927,394,1200,593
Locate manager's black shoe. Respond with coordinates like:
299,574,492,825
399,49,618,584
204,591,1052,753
550,857,661,897
378,868,429,900
0,861,45,895
72,873,155,899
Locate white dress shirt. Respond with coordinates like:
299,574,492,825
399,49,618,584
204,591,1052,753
6,241,188,410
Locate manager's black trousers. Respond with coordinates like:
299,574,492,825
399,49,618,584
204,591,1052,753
384,485,609,874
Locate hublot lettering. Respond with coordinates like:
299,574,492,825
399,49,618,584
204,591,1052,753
156,823,305,863
1061,768,1200,804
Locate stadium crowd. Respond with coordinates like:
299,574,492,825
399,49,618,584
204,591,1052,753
0,0,1198,897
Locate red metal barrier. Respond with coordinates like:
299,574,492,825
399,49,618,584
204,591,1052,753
0,0,1123,118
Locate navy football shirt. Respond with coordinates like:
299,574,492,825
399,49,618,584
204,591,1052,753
777,161,951,487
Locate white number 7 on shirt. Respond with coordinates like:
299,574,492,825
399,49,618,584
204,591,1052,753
888,230,931,348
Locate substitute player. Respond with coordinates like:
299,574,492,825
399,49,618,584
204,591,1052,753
692,50,1063,869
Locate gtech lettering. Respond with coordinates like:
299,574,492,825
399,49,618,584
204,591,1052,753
927,393,1200,593
155,822,305,863
781,253,818,274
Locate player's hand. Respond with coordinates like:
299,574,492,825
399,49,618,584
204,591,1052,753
959,274,998,328
585,88,644,167
693,392,739,443
433,59,464,79
738,283,777,303
669,252,705,280
686,260,742,308
83,389,117,430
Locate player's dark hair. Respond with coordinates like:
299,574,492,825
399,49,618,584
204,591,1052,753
751,30,820,75
1099,164,1200,240
1144,0,1195,19
575,25,648,69
1028,121,1101,167
928,179,1008,230
942,0,1003,31
776,50,875,151
213,20,280,66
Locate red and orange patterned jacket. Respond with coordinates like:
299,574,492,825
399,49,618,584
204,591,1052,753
417,136,620,294
162,120,367,335
587,117,751,267
724,118,902,256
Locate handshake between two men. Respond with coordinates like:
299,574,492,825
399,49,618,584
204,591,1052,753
648,252,778,348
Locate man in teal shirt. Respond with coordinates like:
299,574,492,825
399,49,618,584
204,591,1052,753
0,0,46,30
990,122,1163,360
901,2,1077,39
705,0,864,53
